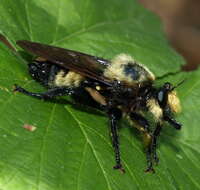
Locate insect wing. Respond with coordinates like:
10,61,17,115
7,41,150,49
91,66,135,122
0,34,17,52
17,40,112,85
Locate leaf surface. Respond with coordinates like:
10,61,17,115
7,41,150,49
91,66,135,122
0,0,199,190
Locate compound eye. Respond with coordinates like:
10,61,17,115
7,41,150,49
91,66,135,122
158,90,164,103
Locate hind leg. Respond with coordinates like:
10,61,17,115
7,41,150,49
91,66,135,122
14,84,75,100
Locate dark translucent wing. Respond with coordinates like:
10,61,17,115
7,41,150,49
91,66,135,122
0,34,17,52
17,40,112,86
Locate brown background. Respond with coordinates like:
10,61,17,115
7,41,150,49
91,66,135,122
140,0,200,71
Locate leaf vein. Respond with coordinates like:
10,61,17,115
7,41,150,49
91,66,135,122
24,1,33,41
65,106,112,190
52,0,61,44
81,123,142,189
36,104,57,190
77,142,88,190
51,18,138,45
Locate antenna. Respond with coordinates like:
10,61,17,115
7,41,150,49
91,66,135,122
172,79,186,91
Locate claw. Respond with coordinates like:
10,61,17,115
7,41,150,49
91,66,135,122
13,84,22,92
13,84,17,91
113,164,125,173
145,167,155,173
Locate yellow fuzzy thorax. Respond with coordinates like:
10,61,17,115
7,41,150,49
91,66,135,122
103,54,155,85
168,91,181,113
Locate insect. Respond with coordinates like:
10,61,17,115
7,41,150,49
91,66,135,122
12,40,182,173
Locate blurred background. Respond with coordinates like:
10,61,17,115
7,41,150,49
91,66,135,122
140,0,200,71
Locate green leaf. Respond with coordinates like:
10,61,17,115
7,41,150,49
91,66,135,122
0,0,199,190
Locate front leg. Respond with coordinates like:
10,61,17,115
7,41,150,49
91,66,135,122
164,115,182,130
107,108,124,172
13,84,75,100
143,122,162,173
151,123,162,165
129,112,154,172
163,107,182,130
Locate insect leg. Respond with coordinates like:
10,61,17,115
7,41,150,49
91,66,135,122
129,113,154,172
164,115,182,130
108,108,124,172
145,144,154,173
14,84,75,100
130,113,150,132
151,123,162,165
